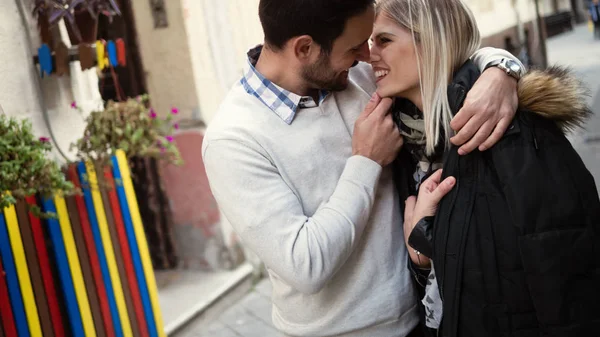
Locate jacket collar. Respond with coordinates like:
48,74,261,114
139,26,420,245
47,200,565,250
447,60,481,116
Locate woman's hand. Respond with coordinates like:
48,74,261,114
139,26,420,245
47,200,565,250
404,169,456,267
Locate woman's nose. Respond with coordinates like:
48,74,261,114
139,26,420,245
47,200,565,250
370,45,381,63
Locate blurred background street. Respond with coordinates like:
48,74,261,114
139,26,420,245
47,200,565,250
547,22,600,192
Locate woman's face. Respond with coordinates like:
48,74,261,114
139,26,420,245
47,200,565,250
370,13,421,102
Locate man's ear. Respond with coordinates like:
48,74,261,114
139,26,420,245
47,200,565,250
291,35,319,63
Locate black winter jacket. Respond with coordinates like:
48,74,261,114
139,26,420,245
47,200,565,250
395,61,600,337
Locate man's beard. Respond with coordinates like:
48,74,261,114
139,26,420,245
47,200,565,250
301,53,349,92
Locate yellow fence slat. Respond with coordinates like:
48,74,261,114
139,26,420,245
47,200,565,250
54,193,97,337
115,151,166,337
4,201,42,337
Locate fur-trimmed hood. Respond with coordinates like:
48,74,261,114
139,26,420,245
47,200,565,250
518,66,592,133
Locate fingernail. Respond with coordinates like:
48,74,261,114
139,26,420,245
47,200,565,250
370,93,379,101
458,149,465,155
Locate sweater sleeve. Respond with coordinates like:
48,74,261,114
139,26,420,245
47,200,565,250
471,47,527,76
202,139,382,294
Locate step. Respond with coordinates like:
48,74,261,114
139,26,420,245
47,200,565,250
157,262,255,336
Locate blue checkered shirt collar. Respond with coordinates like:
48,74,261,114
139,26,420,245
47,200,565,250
240,45,329,124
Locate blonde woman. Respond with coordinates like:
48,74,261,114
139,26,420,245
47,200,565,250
370,0,600,336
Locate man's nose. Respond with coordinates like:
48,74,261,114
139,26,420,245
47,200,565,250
355,42,371,63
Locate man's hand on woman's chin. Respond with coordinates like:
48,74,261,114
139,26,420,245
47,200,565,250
449,67,519,155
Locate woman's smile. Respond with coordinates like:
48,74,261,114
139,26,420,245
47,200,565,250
373,68,390,82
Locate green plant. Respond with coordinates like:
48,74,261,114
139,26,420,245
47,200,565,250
72,95,183,165
0,115,74,212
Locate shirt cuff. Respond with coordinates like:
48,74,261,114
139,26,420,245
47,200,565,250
341,155,383,188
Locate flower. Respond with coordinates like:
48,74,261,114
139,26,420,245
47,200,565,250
173,123,179,130
39,137,50,143
170,107,179,115
166,135,174,143
149,108,157,119
70,101,77,109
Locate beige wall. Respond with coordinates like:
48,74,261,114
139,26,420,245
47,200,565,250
130,0,201,120
132,0,264,124
0,0,101,163
182,0,264,124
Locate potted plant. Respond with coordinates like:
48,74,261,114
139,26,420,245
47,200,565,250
0,114,74,215
72,95,182,269
72,95,181,165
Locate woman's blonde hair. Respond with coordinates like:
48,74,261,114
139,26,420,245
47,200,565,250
376,0,481,155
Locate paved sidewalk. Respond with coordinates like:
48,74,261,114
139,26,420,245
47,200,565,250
546,23,600,192
176,278,280,337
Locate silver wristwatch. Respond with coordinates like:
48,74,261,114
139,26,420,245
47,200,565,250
484,58,522,81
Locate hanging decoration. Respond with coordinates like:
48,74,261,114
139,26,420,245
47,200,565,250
38,44,53,77
79,43,96,71
34,39,126,76
32,0,121,45
93,0,121,18
55,41,70,76
95,40,109,71
46,0,89,24
116,39,127,66
106,40,118,67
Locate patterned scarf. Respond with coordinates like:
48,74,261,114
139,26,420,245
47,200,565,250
392,99,449,330
392,99,444,175
393,100,445,329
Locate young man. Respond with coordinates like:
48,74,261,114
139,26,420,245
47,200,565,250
203,1,525,336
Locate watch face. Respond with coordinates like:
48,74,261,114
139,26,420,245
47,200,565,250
506,60,521,73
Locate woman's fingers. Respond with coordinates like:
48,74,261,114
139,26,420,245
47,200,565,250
429,176,456,204
420,169,443,194
410,172,457,224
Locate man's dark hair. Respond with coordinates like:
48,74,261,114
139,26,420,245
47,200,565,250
259,0,375,53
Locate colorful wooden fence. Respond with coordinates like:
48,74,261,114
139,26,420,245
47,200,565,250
0,150,165,337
